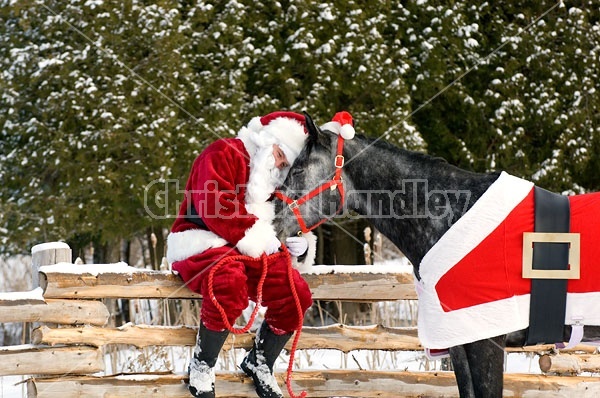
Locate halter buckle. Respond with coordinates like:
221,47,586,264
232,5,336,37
335,155,345,168
288,200,299,210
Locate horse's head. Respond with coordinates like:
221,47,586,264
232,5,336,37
274,112,344,239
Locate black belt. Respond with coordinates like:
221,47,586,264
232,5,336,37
524,187,572,345
185,202,209,230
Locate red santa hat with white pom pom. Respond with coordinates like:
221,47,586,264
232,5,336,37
320,110,356,140
243,110,355,164
245,111,309,164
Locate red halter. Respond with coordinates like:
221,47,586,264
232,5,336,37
275,136,346,234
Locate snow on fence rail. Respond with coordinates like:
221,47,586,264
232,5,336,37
2,242,600,397
38,262,416,301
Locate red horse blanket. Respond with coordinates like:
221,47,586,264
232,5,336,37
417,172,600,349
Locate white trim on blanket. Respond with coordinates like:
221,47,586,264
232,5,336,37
417,172,535,348
417,172,600,348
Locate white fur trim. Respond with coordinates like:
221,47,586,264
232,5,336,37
237,126,259,158
340,124,356,139
421,172,534,283
417,172,534,348
259,117,307,163
247,116,264,133
246,201,275,223
277,142,299,165
246,150,280,205
292,231,317,273
321,121,341,135
565,293,600,326
237,126,283,257
237,125,278,161
240,115,308,164
416,284,531,349
320,121,355,139
237,116,302,257
238,129,284,206
236,219,278,257
166,229,228,263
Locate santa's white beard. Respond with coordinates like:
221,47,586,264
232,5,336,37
246,145,286,205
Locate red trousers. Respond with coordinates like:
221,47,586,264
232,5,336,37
172,246,313,333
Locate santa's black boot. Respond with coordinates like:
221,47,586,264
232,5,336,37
188,323,229,398
240,321,292,398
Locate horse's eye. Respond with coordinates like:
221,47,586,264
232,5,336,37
291,168,304,176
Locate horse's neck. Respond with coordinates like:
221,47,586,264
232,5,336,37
343,138,499,266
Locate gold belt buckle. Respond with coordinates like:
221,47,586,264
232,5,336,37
522,232,581,279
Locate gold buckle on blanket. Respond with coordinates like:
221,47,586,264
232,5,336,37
522,232,581,279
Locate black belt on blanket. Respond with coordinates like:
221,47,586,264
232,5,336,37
525,187,570,345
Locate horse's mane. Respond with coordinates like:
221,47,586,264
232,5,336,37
308,128,454,171
355,133,451,167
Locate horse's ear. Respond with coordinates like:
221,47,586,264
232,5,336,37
303,111,320,140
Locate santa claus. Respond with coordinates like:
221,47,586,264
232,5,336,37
166,111,317,398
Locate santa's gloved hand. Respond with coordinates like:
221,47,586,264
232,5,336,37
264,236,282,255
285,236,308,257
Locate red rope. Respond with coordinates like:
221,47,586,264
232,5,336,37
207,252,270,334
206,246,307,398
284,249,308,398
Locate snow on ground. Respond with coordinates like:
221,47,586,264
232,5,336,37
0,376,26,398
103,343,541,381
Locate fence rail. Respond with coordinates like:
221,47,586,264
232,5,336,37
39,263,415,301
25,371,600,398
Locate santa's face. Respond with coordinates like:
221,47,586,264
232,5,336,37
272,144,290,170
245,142,289,204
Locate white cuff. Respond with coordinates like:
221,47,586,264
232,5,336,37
292,231,317,273
236,219,278,258
166,229,228,263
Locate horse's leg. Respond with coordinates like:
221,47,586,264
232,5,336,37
449,344,476,397
449,335,506,398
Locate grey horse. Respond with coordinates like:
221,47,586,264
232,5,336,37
273,113,600,398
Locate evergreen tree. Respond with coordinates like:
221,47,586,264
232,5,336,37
1,0,598,262
402,0,600,195
0,1,199,254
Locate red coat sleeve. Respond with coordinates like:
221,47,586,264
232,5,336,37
188,139,258,245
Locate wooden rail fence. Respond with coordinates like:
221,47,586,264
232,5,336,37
2,242,600,397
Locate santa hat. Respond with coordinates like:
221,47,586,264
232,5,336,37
246,111,308,164
320,111,356,139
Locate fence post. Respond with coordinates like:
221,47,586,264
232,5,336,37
31,242,72,289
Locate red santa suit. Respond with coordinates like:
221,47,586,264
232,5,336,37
167,112,316,333
417,172,600,349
